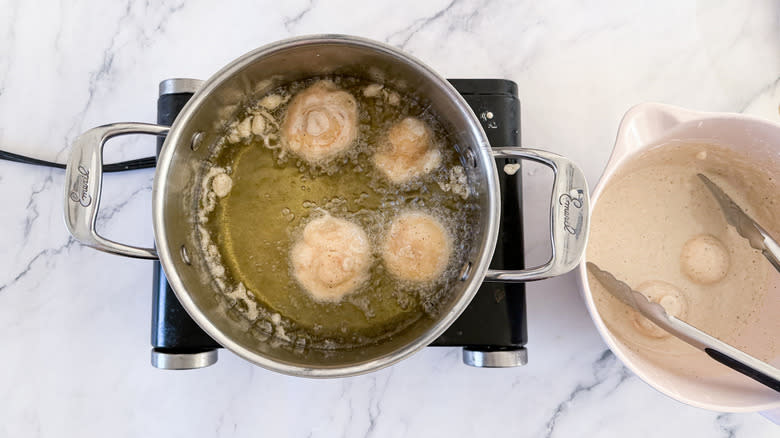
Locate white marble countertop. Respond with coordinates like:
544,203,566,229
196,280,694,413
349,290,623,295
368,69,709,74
1,0,778,436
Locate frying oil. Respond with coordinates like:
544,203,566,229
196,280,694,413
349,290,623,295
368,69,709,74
199,76,479,349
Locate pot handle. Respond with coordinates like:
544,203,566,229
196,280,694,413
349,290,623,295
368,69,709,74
64,123,169,259
484,148,589,282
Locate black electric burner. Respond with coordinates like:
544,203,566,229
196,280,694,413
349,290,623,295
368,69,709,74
151,78,527,370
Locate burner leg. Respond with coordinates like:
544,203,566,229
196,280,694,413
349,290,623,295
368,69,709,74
150,78,221,371
462,347,528,368
151,349,218,370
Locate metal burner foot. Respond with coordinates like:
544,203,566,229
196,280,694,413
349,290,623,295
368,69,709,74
462,347,527,368
151,349,218,370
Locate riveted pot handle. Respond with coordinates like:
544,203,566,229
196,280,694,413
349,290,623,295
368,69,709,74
64,123,169,259
484,148,589,282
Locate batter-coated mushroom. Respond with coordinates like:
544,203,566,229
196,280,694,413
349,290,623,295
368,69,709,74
382,211,452,282
282,80,359,163
373,117,441,184
290,214,372,301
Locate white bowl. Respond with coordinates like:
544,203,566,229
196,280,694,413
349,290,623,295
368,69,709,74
577,103,780,417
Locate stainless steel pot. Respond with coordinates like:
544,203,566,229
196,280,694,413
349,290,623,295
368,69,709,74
64,35,590,377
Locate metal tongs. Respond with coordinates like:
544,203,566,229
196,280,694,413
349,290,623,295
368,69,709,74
697,173,780,272
586,174,780,392
587,262,780,392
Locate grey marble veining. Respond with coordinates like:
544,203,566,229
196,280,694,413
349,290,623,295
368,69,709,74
0,0,778,436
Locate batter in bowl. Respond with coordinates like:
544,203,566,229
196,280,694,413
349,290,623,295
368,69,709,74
587,141,779,377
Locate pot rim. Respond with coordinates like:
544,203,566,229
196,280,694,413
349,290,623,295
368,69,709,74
577,102,780,412
152,34,501,377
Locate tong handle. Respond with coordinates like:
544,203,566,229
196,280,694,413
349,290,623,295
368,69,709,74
705,348,780,392
664,315,780,393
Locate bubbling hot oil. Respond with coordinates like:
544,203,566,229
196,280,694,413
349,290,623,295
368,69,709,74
199,76,478,349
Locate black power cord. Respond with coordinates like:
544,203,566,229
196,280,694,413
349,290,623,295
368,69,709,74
0,149,156,172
